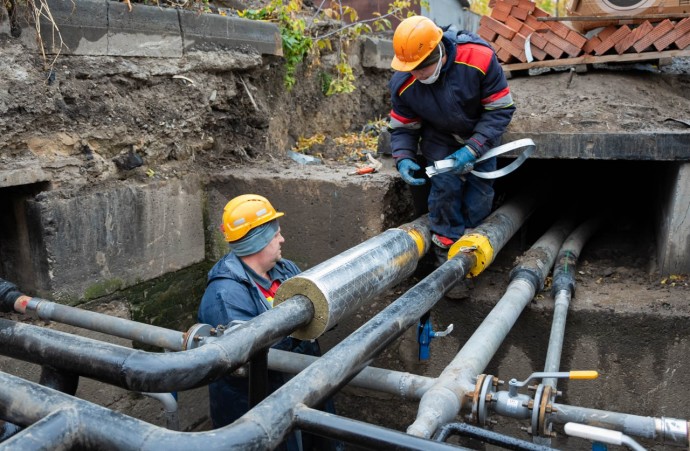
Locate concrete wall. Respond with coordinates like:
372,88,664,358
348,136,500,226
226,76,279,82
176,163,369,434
205,167,408,270
28,178,205,303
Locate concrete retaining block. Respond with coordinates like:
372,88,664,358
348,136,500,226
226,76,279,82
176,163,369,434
29,177,205,303
658,162,690,274
42,0,108,56
361,37,394,70
205,166,409,270
108,0,183,58
180,11,282,56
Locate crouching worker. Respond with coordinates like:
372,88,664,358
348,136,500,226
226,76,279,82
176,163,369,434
198,194,341,451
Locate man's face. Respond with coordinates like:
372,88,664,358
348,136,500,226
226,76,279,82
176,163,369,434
261,228,285,264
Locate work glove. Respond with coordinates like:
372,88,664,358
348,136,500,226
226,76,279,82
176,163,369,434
397,159,426,186
446,146,479,175
0,278,22,313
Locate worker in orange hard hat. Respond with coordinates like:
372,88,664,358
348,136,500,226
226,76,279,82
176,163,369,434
197,194,341,451
388,15,515,265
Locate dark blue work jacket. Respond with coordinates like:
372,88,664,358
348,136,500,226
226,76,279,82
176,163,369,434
389,29,516,163
197,252,319,428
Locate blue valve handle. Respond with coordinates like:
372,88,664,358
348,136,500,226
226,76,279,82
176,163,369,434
417,316,433,361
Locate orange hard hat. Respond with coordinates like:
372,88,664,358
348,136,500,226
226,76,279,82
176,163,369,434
391,16,443,72
221,194,284,242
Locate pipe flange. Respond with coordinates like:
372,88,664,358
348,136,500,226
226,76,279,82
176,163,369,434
469,374,487,424
538,385,553,436
182,323,215,350
530,383,545,436
478,374,497,426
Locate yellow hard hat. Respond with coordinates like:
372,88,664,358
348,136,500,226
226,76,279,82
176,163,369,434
221,194,284,242
391,16,443,72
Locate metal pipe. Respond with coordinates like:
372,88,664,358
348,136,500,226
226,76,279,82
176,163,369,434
0,409,79,451
213,194,538,449
293,404,470,451
552,403,689,447
0,296,314,392
0,217,431,392
14,297,187,351
267,348,435,400
408,216,573,439
141,392,179,431
542,218,601,388
433,422,555,451
274,216,431,339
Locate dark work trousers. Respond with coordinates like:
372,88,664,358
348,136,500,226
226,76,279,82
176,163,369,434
409,156,496,240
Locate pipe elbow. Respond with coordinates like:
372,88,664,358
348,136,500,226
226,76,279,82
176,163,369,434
407,386,461,438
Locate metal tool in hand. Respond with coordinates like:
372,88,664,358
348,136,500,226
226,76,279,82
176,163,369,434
425,138,536,179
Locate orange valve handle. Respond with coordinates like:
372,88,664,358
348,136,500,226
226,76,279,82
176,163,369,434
569,370,599,380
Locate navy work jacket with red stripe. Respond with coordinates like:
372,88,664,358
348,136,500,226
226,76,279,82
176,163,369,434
388,29,516,163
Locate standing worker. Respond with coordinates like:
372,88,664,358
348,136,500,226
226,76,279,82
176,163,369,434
198,194,339,451
388,15,516,263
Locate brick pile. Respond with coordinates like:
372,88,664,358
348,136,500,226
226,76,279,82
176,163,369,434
478,0,690,65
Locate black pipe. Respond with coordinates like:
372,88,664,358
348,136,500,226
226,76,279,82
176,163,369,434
294,405,473,451
551,218,601,296
433,423,557,451
0,296,314,392
508,218,576,289
249,348,269,408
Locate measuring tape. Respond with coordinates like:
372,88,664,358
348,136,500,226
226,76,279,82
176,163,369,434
425,138,536,179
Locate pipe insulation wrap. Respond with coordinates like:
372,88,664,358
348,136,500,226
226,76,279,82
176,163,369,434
274,226,427,339
448,191,541,276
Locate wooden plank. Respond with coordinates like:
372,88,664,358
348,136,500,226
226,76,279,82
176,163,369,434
500,48,690,71
536,13,690,21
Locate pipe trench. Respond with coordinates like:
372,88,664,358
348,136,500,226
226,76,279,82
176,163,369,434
407,216,575,438
1,193,688,449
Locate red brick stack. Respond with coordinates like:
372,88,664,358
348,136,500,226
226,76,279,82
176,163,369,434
478,0,690,66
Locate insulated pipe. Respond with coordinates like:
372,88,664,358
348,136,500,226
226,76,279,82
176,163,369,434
13,297,187,351
0,296,314,392
267,348,435,400
292,404,470,450
0,409,80,451
273,216,431,339
407,217,575,439
542,218,601,388
552,403,689,447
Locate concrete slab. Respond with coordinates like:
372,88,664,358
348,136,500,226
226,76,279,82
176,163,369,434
657,162,690,274
41,0,108,56
503,131,690,160
107,1,183,58
204,166,408,270
0,165,50,188
180,11,282,56
361,37,395,70
29,177,205,303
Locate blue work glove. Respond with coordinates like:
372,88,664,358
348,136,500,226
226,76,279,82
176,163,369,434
446,146,479,175
397,159,426,186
